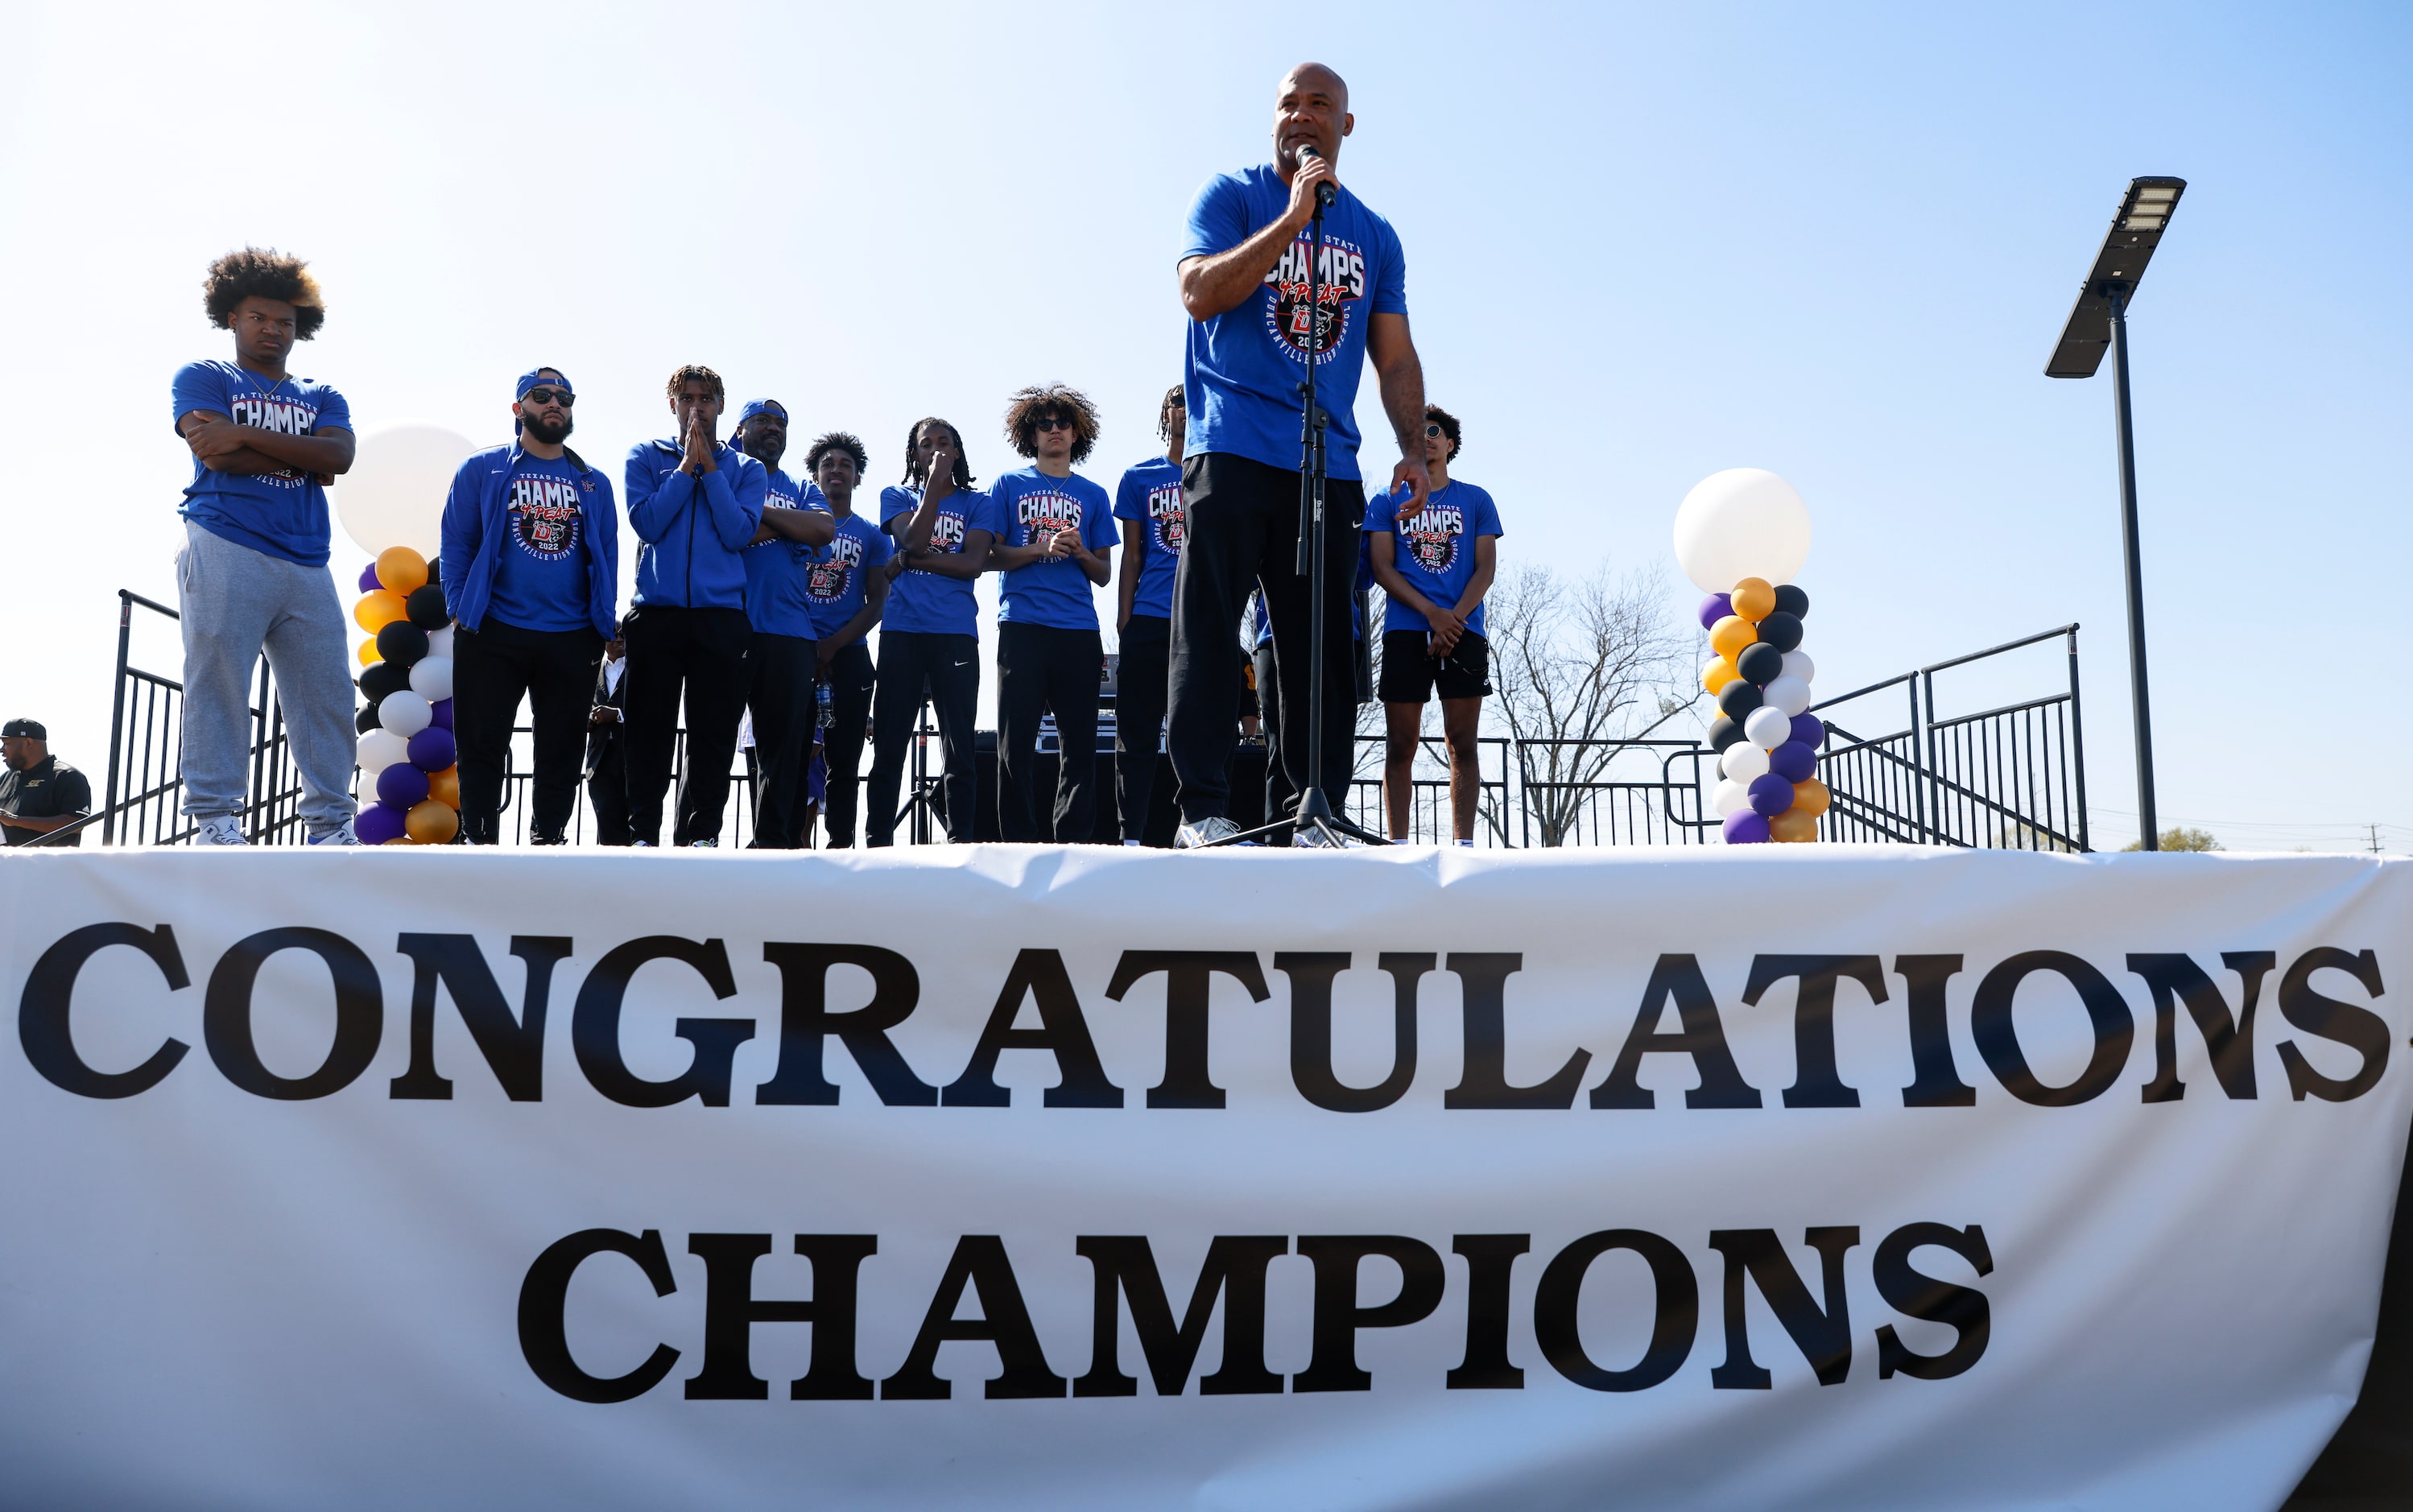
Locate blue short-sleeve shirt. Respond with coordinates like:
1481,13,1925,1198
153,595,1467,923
1366,479,1503,636
879,484,996,638
486,453,596,632
171,360,354,566
806,512,896,640
1112,456,1185,621
991,467,1117,631
742,466,833,638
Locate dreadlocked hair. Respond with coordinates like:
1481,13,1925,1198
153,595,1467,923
1424,403,1463,461
203,247,325,338
805,431,870,480
1156,384,1185,443
665,364,725,403
1003,383,1101,465
902,418,976,490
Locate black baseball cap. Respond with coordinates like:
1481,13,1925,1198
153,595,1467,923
2,718,46,739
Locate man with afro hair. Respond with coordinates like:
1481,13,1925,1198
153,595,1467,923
171,247,361,845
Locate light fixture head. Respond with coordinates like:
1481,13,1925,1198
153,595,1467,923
2046,177,2188,378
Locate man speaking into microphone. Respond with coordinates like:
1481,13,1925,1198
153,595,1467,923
1167,61,1429,848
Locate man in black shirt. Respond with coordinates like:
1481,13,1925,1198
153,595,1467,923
0,719,93,847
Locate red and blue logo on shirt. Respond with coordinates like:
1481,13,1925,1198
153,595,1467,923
509,475,583,562
1147,484,1185,554
1264,232,1370,365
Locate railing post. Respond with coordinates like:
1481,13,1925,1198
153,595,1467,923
1911,674,1933,845
104,593,134,845
2067,626,2090,853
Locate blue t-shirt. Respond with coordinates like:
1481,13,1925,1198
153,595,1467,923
171,360,354,566
1367,480,1504,636
879,484,997,638
742,467,833,638
1180,166,1407,482
1112,456,1185,621
806,511,895,640
486,454,595,632
991,467,1117,631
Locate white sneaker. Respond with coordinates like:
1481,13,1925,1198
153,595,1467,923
1176,816,1242,849
1292,825,1341,848
195,816,248,846
688,838,717,849
1122,839,1145,847
307,819,359,846
630,840,655,848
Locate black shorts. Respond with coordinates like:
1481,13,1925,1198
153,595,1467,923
1380,629,1491,704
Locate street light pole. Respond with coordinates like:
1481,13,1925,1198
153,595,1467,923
2105,287,2157,850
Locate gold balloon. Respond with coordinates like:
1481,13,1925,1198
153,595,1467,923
1770,808,1819,843
405,799,458,845
358,639,382,667
353,589,407,634
1709,614,1758,661
1704,658,1739,696
1730,576,1777,622
425,766,459,809
1791,777,1832,818
377,547,430,596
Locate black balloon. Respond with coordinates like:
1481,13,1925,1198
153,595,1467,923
422,557,443,587
1709,716,1743,754
376,620,429,667
356,705,381,736
1737,642,1786,687
1755,611,1804,653
359,660,411,702
406,584,449,630
1717,678,1763,721
1774,584,1809,618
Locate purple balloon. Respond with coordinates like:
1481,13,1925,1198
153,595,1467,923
376,762,431,808
1747,772,1796,817
1770,740,1818,783
1723,810,1771,845
1790,713,1824,749
357,563,382,593
1696,593,1733,631
407,725,457,773
429,697,454,731
357,801,409,846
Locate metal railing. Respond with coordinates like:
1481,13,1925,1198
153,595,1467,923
98,590,307,846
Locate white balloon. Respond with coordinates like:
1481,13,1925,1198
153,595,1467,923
1672,468,1812,593
1720,742,1770,782
426,625,456,659
334,423,474,558
1744,704,1793,750
358,729,411,772
409,655,454,704
1781,650,1816,684
1713,778,1752,818
379,690,432,737
1763,673,1813,717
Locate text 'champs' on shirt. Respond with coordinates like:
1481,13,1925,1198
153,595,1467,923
742,468,831,639
171,360,353,566
1180,165,1405,482
808,513,895,641
879,484,995,638
1114,456,1186,621
486,453,597,632
1370,479,1503,637
992,468,1116,630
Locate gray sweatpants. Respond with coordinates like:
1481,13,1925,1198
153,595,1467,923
176,522,358,836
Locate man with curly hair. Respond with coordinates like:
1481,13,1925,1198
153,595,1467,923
1110,385,1187,844
989,385,1118,844
866,419,996,845
798,432,891,848
171,247,360,845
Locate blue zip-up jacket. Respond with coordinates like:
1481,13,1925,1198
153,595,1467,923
439,442,620,638
625,437,766,609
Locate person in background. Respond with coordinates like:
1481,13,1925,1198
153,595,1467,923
1248,589,1290,834
0,720,92,847
1111,385,1186,845
800,431,891,848
171,247,360,846
1366,404,1501,845
734,399,837,849
440,368,618,845
865,419,995,845
585,632,631,845
990,385,1117,844
622,365,767,847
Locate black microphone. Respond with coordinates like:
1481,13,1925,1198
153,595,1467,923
1297,143,1337,209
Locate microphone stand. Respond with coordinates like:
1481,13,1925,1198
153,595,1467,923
1214,178,1387,849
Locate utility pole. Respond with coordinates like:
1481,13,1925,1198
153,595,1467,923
2369,823,2382,857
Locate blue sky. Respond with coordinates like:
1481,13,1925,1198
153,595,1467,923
2,2,2405,849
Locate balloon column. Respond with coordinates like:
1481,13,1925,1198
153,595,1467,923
1672,469,1832,845
350,547,459,845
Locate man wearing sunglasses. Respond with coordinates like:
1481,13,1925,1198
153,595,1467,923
1167,62,1429,848
990,386,1117,843
1110,385,1186,844
440,368,619,845
733,398,837,848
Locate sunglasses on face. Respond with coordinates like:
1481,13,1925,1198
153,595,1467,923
1032,414,1074,433
523,388,575,407
1423,423,1444,439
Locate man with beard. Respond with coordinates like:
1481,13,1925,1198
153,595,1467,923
440,368,619,845
622,365,767,847
733,399,837,848
799,431,891,848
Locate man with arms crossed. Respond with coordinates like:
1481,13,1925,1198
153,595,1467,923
171,247,360,845
1112,386,1186,845
1366,404,1501,845
1168,63,1429,847
734,398,838,848
800,432,891,849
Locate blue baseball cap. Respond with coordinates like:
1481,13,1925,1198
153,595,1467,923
515,367,573,400
737,399,787,428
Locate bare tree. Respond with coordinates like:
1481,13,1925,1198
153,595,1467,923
1481,562,1691,846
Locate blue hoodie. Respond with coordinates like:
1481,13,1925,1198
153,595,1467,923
440,442,619,638
625,438,767,609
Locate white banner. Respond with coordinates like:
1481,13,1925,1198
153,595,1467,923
3,847,2408,1510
